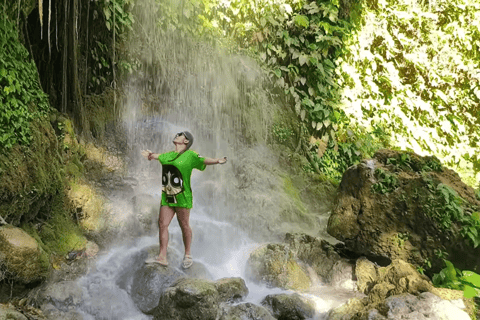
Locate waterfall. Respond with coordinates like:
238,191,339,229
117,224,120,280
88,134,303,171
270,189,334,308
73,0,357,318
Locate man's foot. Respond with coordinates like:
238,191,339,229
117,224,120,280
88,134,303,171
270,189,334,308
145,256,168,266
182,254,193,269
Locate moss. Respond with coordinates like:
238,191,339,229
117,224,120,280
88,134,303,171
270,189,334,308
282,175,306,214
285,259,311,290
21,192,87,257
0,117,64,225
67,179,107,232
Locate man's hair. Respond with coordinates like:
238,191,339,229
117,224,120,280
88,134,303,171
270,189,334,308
183,131,194,150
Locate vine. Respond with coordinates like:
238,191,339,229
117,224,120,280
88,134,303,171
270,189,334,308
0,14,50,150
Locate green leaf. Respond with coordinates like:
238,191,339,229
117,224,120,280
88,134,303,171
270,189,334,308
463,285,478,298
294,15,309,28
299,54,308,66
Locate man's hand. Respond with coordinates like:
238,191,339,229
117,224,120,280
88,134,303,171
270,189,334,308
141,149,153,160
218,157,227,164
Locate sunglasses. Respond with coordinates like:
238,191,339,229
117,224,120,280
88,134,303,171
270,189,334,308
175,132,185,138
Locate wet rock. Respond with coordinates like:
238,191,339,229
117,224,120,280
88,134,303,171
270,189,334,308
40,303,84,320
326,297,365,320
245,243,311,290
27,280,83,310
0,304,28,320
130,262,184,314
153,278,220,320
152,277,250,320
219,302,275,320
379,292,470,319
327,149,480,272
215,278,249,303
130,245,215,314
328,258,470,319
285,233,355,287
261,293,315,320
0,225,49,284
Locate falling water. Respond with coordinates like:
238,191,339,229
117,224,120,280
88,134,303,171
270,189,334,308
74,0,360,318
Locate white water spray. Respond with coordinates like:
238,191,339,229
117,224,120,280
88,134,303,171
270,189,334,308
74,0,361,318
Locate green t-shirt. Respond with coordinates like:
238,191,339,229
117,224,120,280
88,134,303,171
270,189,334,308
157,150,206,209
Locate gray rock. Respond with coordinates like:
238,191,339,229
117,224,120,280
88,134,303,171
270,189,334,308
215,278,249,303
220,303,275,320
245,243,311,290
40,303,84,320
28,280,83,311
129,245,214,314
261,293,315,320
152,277,251,320
383,292,470,320
153,278,221,320
285,233,354,287
130,262,184,314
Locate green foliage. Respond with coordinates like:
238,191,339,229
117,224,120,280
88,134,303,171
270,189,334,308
433,260,480,298
371,168,398,194
100,0,134,34
460,211,480,249
423,181,480,248
387,153,413,171
394,232,410,248
422,158,443,172
272,123,294,143
340,0,480,183
0,14,50,150
424,183,464,229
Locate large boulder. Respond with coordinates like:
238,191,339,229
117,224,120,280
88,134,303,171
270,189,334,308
327,149,480,273
130,245,214,314
152,277,249,320
369,292,470,320
130,263,184,314
245,243,311,290
245,233,355,291
285,233,355,287
26,280,83,310
0,225,49,284
219,302,275,320
261,293,316,320
327,257,474,319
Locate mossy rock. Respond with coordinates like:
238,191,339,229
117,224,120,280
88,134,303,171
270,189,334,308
245,243,311,291
0,225,49,284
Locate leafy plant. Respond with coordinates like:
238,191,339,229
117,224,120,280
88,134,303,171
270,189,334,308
371,168,398,194
0,14,50,150
100,0,134,34
394,232,410,248
272,123,294,143
424,183,464,230
387,153,413,170
422,158,443,172
460,211,480,248
433,260,480,298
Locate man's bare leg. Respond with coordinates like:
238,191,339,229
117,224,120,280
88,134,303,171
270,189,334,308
158,205,175,262
176,207,192,256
